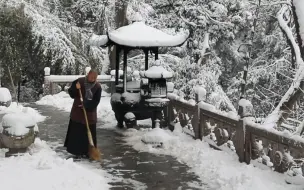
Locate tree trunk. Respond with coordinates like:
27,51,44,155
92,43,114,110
292,2,304,61
278,81,304,127
109,0,129,70
8,66,17,102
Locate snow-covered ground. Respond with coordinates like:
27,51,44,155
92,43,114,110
36,91,116,127
36,92,303,190
0,139,111,190
123,126,302,190
0,101,111,190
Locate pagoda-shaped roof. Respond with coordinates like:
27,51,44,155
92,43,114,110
89,22,188,48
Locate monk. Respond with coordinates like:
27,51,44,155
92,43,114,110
64,69,102,158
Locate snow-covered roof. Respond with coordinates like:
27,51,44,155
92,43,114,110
140,61,173,79
108,22,188,47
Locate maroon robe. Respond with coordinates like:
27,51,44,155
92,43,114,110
64,77,102,156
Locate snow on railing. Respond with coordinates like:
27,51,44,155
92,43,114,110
167,88,304,183
43,67,113,95
45,75,111,83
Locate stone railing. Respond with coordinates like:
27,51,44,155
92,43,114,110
167,92,304,183
43,67,114,95
244,123,304,174
167,94,199,139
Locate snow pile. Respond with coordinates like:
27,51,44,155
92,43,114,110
238,99,252,108
140,60,173,79
198,101,216,112
0,103,44,135
286,168,304,186
0,87,12,102
108,21,188,47
0,138,110,190
36,92,73,111
124,112,135,120
141,128,175,144
123,124,302,190
194,86,206,102
88,34,108,47
0,102,45,123
238,98,254,118
36,92,116,127
2,113,37,136
140,65,173,79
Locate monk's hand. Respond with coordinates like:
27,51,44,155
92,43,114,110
78,105,83,109
76,82,81,89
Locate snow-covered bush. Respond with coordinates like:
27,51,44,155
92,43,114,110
0,88,12,107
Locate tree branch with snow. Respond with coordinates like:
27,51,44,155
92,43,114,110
263,2,304,129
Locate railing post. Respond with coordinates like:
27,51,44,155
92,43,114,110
192,104,200,140
235,119,246,163
195,87,205,140
244,123,251,164
167,99,174,131
237,98,254,164
43,67,51,96
198,108,204,140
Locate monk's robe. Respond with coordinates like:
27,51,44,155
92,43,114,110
64,77,101,157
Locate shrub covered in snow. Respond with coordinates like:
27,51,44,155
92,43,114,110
0,88,11,107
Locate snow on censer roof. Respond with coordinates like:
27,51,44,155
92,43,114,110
140,60,173,79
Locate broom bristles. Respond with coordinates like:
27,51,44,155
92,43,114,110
88,146,101,161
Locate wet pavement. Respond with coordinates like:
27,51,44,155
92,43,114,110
28,104,206,190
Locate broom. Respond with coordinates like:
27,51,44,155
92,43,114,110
78,88,101,161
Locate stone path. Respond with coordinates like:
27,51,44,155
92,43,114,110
29,104,207,190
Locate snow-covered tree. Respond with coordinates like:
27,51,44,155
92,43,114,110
262,0,304,129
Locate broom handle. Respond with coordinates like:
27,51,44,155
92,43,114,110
78,88,95,147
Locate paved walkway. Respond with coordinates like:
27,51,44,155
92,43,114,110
30,104,206,190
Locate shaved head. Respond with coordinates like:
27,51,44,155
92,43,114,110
87,69,98,82
89,69,98,75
